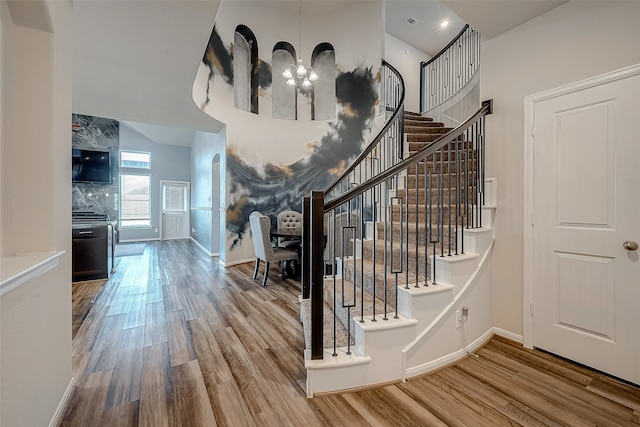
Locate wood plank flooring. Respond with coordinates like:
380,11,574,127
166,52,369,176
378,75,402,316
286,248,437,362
62,240,640,426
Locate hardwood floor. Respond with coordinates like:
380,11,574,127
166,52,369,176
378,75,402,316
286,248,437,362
62,240,640,426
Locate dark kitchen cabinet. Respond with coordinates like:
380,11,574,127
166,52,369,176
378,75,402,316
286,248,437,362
72,225,113,282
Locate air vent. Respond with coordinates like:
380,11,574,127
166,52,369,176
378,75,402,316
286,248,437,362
406,17,419,25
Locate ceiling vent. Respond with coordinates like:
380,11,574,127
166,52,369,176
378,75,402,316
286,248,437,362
406,17,419,25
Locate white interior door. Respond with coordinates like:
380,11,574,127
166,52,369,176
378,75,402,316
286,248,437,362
532,73,640,384
162,181,189,240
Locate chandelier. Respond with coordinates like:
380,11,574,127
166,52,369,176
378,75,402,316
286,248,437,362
282,0,318,87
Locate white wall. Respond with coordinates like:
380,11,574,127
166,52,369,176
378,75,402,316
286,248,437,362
190,130,226,256
0,1,73,425
481,0,640,335
383,33,430,114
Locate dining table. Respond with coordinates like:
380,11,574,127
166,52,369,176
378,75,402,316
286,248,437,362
271,228,302,279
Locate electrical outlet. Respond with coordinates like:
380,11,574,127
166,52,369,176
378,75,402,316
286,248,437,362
456,309,463,328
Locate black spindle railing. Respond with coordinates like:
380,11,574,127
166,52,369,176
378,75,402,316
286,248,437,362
302,55,492,361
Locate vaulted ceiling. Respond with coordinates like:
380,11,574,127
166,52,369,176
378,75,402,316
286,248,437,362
72,1,566,144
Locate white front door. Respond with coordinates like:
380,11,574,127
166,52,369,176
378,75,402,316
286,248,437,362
161,181,189,240
532,72,640,384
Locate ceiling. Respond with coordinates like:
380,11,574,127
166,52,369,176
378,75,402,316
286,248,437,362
72,0,567,146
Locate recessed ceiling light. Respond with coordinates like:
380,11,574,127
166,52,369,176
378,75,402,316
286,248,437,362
440,20,449,28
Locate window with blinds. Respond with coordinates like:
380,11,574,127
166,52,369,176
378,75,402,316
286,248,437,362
163,184,186,212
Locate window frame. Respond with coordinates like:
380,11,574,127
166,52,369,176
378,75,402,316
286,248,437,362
120,150,151,170
119,173,152,229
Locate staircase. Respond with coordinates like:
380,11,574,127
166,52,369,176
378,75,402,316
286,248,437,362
300,27,490,396
300,105,496,396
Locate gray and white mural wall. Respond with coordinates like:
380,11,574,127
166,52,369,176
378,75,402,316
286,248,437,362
192,1,384,264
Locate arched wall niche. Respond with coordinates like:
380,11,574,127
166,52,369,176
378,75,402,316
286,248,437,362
272,42,297,120
311,42,336,120
234,25,258,114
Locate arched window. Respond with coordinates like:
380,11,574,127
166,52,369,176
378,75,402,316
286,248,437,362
272,42,297,120
311,43,336,120
234,25,258,114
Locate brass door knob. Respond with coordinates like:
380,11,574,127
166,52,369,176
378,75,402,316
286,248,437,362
623,241,638,251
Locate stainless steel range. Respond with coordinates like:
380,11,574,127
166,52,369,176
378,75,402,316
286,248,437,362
72,212,117,282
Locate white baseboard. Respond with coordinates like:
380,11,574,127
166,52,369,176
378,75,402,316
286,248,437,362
49,377,74,427
189,237,212,256
493,327,523,344
118,238,160,243
405,328,494,379
219,258,254,268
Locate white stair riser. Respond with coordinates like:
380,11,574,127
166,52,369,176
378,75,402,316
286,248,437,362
397,286,454,332
355,320,417,385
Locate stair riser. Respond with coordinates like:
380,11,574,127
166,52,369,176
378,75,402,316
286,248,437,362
404,123,445,131
361,242,431,278
403,150,477,163
388,208,462,224
342,261,400,306
395,189,477,205
399,160,477,175
406,134,452,144
406,140,473,152
376,225,460,250
405,174,478,188
404,114,433,122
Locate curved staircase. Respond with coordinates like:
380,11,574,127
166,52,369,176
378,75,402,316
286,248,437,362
301,106,496,396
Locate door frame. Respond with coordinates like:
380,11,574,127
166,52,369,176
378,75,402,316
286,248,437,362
523,63,640,349
159,180,191,241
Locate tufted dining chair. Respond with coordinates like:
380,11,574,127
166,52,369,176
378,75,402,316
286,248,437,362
276,210,303,247
249,211,299,286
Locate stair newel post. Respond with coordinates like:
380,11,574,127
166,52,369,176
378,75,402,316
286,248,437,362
310,191,325,360
302,196,311,300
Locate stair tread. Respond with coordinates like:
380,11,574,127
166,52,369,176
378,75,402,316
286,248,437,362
300,297,353,349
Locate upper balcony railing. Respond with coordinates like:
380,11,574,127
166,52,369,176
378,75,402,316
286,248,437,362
420,25,481,118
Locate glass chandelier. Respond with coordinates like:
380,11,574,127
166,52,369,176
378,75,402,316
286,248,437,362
282,0,318,87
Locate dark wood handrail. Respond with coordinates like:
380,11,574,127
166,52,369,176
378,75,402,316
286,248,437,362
324,100,492,212
323,60,405,196
420,24,469,69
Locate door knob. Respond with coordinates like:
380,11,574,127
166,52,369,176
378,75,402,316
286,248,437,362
623,240,638,251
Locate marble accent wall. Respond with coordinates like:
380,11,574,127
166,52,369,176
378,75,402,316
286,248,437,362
71,114,119,221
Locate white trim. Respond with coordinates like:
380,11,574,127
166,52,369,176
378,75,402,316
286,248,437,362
219,257,254,268
189,236,212,256
48,377,75,427
493,327,523,344
523,63,640,349
118,238,160,243
159,180,190,241
405,328,494,379
0,251,65,298
402,240,494,353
